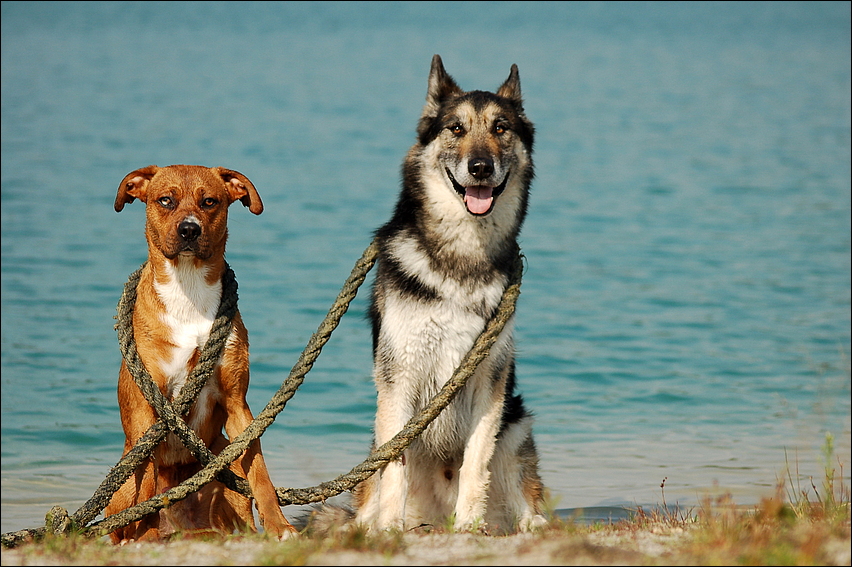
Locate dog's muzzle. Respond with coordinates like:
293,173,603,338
178,220,201,243
168,219,206,258
446,168,509,216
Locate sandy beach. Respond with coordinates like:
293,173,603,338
2,517,850,566
0,527,715,566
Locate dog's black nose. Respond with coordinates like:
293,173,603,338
178,220,201,242
468,157,494,180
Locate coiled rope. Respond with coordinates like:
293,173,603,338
1,237,524,548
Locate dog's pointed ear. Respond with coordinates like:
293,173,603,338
496,64,523,105
423,54,462,118
215,167,263,215
115,165,159,212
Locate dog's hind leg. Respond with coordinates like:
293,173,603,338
486,417,545,533
352,456,380,525
105,459,159,542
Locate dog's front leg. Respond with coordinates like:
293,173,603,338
218,318,297,539
365,387,410,531
106,458,159,542
454,379,504,532
376,460,407,530
221,396,297,538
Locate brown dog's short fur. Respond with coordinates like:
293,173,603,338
105,164,296,542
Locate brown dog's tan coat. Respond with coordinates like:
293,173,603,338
105,164,295,542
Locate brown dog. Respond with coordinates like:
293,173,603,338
104,164,296,542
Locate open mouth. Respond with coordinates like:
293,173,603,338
446,168,509,216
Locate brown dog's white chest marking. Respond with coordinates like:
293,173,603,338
154,258,225,461
104,164,296,542
154,261,220,384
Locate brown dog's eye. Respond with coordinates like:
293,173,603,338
201,197,219,208
158,196,174,209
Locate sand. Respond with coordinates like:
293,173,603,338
2,523,851,566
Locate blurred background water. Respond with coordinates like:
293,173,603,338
1,1,850,534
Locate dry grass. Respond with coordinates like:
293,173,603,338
2,439,849,566
2,492,847,566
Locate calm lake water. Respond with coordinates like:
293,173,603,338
2,1,850,534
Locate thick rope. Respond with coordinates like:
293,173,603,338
0,239,524,547
117,262,254,499
0,263,244,548
275,250,524,504
82,239,385,537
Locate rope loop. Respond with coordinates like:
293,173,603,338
0,238,523,548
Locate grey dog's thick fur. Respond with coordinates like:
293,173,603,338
311,55,544,535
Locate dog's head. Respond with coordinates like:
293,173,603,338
115,164,263,261
414,54,535,218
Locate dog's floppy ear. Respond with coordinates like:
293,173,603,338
215,167,263,215
423,54,463,118
115,165,159,212
496,64,523,106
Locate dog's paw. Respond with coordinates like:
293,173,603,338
263,520,299,540
276,527,299,541
518,513,549,532
453,517,488,535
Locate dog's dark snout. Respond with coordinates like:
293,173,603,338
178,220,201,242
468,157,494,180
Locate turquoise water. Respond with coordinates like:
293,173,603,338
1,1,850,534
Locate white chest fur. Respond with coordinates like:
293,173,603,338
153,259,222,399
377,236,513,456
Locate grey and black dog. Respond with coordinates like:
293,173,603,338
349,55,545,535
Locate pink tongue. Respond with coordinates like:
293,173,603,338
464,187,493,214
